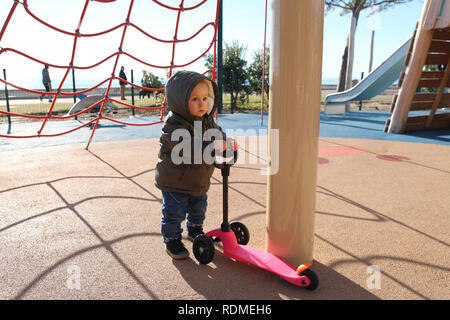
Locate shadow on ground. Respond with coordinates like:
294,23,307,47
173,256,379,300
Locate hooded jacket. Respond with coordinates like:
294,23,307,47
155,71,226,196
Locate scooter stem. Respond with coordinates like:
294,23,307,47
221,164,230,232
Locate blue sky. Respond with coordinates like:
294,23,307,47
222,0,424,82
322,0,424,82
0,0,425,87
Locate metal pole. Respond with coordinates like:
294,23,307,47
221,165,230,232
131,69,135,116
217,0,223,113
3,69,11,134
359,71,364,111
72,67,77,120
71,68,76,104
230,70,234,114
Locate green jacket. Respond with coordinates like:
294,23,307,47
155,71,226,196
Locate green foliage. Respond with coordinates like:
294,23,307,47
247,47,270,97
141,70,164,89
325,0,413,15
205,40,250,108
203,52,215,77
223,40,249,108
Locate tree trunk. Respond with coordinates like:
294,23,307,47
231,71,235,112
345,15,357,91
336,0,364,93
230,91,234,109
369,30,375,73
337,41,348,92
345,15,357,111
344,3,362,110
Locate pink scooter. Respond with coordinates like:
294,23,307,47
192,149,319,290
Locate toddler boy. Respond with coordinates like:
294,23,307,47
155,70,237,259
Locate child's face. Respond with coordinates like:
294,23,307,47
188,81,209,117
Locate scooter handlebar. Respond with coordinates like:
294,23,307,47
213,148,238,169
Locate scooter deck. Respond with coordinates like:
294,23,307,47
206,229,311,287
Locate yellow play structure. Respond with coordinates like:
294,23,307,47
387,0,450,133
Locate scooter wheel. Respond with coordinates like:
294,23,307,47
299,268,319,291
230,221,250,245
193,235,215,265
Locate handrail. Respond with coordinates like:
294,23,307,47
423,0,450,30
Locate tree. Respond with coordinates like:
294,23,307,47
247,47,270,97
204,53,215,79
141,70,164,89
325,0,414,93
205,40,248,110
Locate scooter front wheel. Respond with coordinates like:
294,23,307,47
230,221,250,245
299,268,319,291
193,235,215,264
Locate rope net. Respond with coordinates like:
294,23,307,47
0,0,219,146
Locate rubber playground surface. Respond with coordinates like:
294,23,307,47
0,111,449,300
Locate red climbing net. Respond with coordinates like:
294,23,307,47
0,0,220,146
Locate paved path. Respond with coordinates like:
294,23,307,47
1,138,449,299
0,112,449,300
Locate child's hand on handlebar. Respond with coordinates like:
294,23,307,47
213,139,239,152
213,140,227,152
231,139,239,151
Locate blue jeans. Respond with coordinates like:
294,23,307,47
161,191,207,243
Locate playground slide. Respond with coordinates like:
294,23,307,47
67,94,118,116
324,37,412,114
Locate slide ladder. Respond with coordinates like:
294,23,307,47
386,27,450,131
387,0,450,133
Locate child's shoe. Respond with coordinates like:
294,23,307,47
165,238,189,260
187,226,204,241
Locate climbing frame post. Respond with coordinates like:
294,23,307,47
388,0,435,133
266,0,324,265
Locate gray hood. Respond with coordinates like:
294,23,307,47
165,71,218,123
